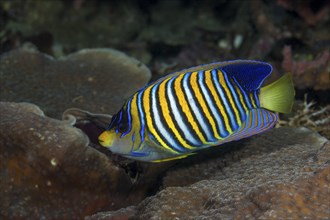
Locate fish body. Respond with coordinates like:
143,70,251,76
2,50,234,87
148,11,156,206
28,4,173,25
99,60,295,162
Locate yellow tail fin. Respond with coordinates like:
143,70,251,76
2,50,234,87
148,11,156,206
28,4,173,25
259,74,295,113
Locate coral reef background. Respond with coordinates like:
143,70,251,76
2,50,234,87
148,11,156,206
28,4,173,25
1,0,329,114
0,0,329,219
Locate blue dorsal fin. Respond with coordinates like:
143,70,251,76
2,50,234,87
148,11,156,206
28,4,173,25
142,60,272,92
220,61,272,92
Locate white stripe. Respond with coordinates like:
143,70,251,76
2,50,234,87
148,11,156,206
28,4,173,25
167,77,200,145
151,83,178,149
212,70,237,129
222,70,245,120
198,71,228,138
137,91,146,142
182,73,213,141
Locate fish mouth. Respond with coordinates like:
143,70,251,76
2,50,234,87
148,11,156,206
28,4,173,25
98,138,109,147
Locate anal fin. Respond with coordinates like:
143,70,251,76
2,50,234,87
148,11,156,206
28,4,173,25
223,109,278,143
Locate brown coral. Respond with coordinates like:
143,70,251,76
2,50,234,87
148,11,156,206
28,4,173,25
277,0,330,26
282,45,330,90
0,102,174,219
86,127,329,219
0,102,133,219
278,94,330,138
0,45,151,118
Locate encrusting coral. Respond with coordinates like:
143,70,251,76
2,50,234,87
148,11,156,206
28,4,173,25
278,94,330,139
277,0,330,26
0,45,151,118
282,45,330,90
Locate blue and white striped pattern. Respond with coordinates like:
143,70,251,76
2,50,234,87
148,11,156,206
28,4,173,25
108,67,273,155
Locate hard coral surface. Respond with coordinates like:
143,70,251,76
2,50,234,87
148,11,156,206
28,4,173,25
0,102,134,219
88,127,329,219
282,46,330,90
0,45,151,118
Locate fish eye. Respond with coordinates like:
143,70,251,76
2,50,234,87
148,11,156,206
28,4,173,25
117,122,128,133
107,107,125,131
116,107,131,136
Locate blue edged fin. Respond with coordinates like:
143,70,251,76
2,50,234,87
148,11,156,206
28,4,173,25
147,60,272,90
221,61,272,92
223,108,278,143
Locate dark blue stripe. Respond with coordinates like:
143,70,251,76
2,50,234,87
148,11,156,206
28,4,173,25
130,151,150,157
180,73,208,144
253,91,260,107
198,71,228,138
231,76,253,109
183,72,214,142
115,110,123,134
222,70,246,121
212,69,238,131
137,90,146,143
151,82,184,152
121,99,132,137
256,109,261,128
167,76,201,146
107,114,117,130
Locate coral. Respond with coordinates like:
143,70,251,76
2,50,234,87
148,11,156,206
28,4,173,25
282,45,330,90
0,102,174,219
0,102,133,219
248,0,330,61
86,127,329,219
278,94,330,138
86,206,137,220
0,1,329,219
0,45,151,118
277,0,330,26
0,47,169,219
233,164,330,219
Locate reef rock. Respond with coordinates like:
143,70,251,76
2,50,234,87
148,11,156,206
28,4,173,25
0,45,151,118
87,127,329,220
282,45,330,90
0,102,137,219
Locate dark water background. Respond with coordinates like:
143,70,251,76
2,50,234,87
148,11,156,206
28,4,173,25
1,0,329,102
1,0,329,133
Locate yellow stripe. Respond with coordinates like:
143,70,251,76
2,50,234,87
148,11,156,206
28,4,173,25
129,94,142,151
142,84,177,153
205,70,233,134
158,77,194,149
249,93,257,108
174,74,207,143
130,94,138,129
233,83,248,112
217,70,242,126
190,71,221,139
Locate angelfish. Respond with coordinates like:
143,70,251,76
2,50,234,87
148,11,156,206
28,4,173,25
98,60,295,162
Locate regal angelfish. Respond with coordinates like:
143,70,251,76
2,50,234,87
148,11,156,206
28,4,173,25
98,60,295,162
